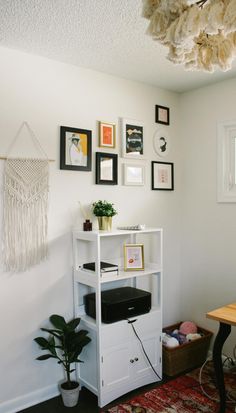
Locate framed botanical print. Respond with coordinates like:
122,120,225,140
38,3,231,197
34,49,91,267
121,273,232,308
121,118,144,159
96,152,118,185
151,161,174,190
99,121,116,148
60,126,92,171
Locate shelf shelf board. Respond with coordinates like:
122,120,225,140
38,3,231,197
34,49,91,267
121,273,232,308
100,266,161,283
79,307,161,330
73,227,162,239
74,264,161,286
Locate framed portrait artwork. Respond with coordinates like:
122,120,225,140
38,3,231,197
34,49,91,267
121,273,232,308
155,105,170,125
153,129,170,157
60,126,92,171
98,121,116,148
151,161,174,190
124,244,144,271
123,163,145,186
121,118,144,159
96,152,118,185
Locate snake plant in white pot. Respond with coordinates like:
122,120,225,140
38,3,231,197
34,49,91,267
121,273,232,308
34,314,91,407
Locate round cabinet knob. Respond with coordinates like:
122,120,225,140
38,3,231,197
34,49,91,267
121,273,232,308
134,357,139,362
130,359,134,363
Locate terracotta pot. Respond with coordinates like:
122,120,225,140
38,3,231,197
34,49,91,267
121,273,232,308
97,216,112,231
60,381,80,407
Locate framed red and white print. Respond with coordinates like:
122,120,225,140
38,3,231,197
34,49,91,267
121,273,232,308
99,121,116,148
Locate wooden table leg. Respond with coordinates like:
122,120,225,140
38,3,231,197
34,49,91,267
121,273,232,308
212,322,231,413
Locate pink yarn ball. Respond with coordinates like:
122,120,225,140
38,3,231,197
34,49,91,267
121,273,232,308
179,321,197,335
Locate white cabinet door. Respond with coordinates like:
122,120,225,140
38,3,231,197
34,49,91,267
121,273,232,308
131,333,161,380
101,332,161,393
102,343,130,391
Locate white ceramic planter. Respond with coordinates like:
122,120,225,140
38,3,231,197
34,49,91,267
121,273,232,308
60,382,80,407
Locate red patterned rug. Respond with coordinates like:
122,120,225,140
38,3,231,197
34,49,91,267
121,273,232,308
102,362,236,412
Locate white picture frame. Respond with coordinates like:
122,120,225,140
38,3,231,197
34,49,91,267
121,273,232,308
121,118,144,159
153,129,170,157
123,163,145,186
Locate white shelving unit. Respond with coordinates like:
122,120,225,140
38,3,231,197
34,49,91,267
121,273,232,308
72,228,163,408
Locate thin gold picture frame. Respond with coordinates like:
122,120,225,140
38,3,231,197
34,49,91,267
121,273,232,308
124,243,144,271
98,121,116,148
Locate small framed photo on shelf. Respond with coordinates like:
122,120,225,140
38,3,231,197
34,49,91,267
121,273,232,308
96,152,118,185
60,126,92,171
121,118,144,159
124,244,144,271
155,105,170,125
98,121,116,148
123,163,145,186
152,161,174,190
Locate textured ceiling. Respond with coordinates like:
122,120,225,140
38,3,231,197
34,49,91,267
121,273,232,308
1,0,236,93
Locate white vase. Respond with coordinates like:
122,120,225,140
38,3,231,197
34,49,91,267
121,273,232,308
60,382,80,407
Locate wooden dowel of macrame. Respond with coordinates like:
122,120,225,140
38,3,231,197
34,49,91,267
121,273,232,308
0,156,55,161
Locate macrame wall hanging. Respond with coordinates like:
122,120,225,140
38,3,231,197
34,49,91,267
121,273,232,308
3,122,49,272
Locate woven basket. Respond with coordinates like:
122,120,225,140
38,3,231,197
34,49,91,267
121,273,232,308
162,322,213,377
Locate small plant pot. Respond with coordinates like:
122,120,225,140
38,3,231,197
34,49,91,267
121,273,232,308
60,381,80,407
97,216,112,231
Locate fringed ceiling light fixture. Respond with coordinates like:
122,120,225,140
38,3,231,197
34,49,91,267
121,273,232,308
142,0,236,72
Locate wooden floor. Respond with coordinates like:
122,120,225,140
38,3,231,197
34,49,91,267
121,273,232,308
16,380,164,413
16,387,100,413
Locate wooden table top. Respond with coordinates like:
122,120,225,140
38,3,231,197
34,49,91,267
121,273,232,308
206,303,236,326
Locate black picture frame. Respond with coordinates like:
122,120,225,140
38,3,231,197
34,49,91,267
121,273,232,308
151,161,174,190
96,152,118,185
60,126,92,171
155,105,170,125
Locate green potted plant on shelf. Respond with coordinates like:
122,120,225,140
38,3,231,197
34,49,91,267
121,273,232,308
34,314,91,408
92,200,117,230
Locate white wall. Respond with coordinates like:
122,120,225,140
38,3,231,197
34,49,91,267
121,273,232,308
180,78,236,355
0,46,182,412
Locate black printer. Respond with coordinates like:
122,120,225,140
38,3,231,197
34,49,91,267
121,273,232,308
84,286,151,323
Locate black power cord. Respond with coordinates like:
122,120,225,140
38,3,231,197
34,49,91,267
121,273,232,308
127,318,162,381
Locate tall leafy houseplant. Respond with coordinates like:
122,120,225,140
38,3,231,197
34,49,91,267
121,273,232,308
34,314,91,407
92,200,117,231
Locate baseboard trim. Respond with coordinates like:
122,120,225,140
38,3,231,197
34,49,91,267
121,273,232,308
0,384,60,413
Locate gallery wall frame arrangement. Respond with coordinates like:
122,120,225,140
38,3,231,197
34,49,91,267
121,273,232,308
124,243,144,271
155,105,170,125
96,152,118,185
98,121,116,148
60,126,92,171
153,129,170,157
123,163,145,186
121,118,144,159
151,161,174,190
